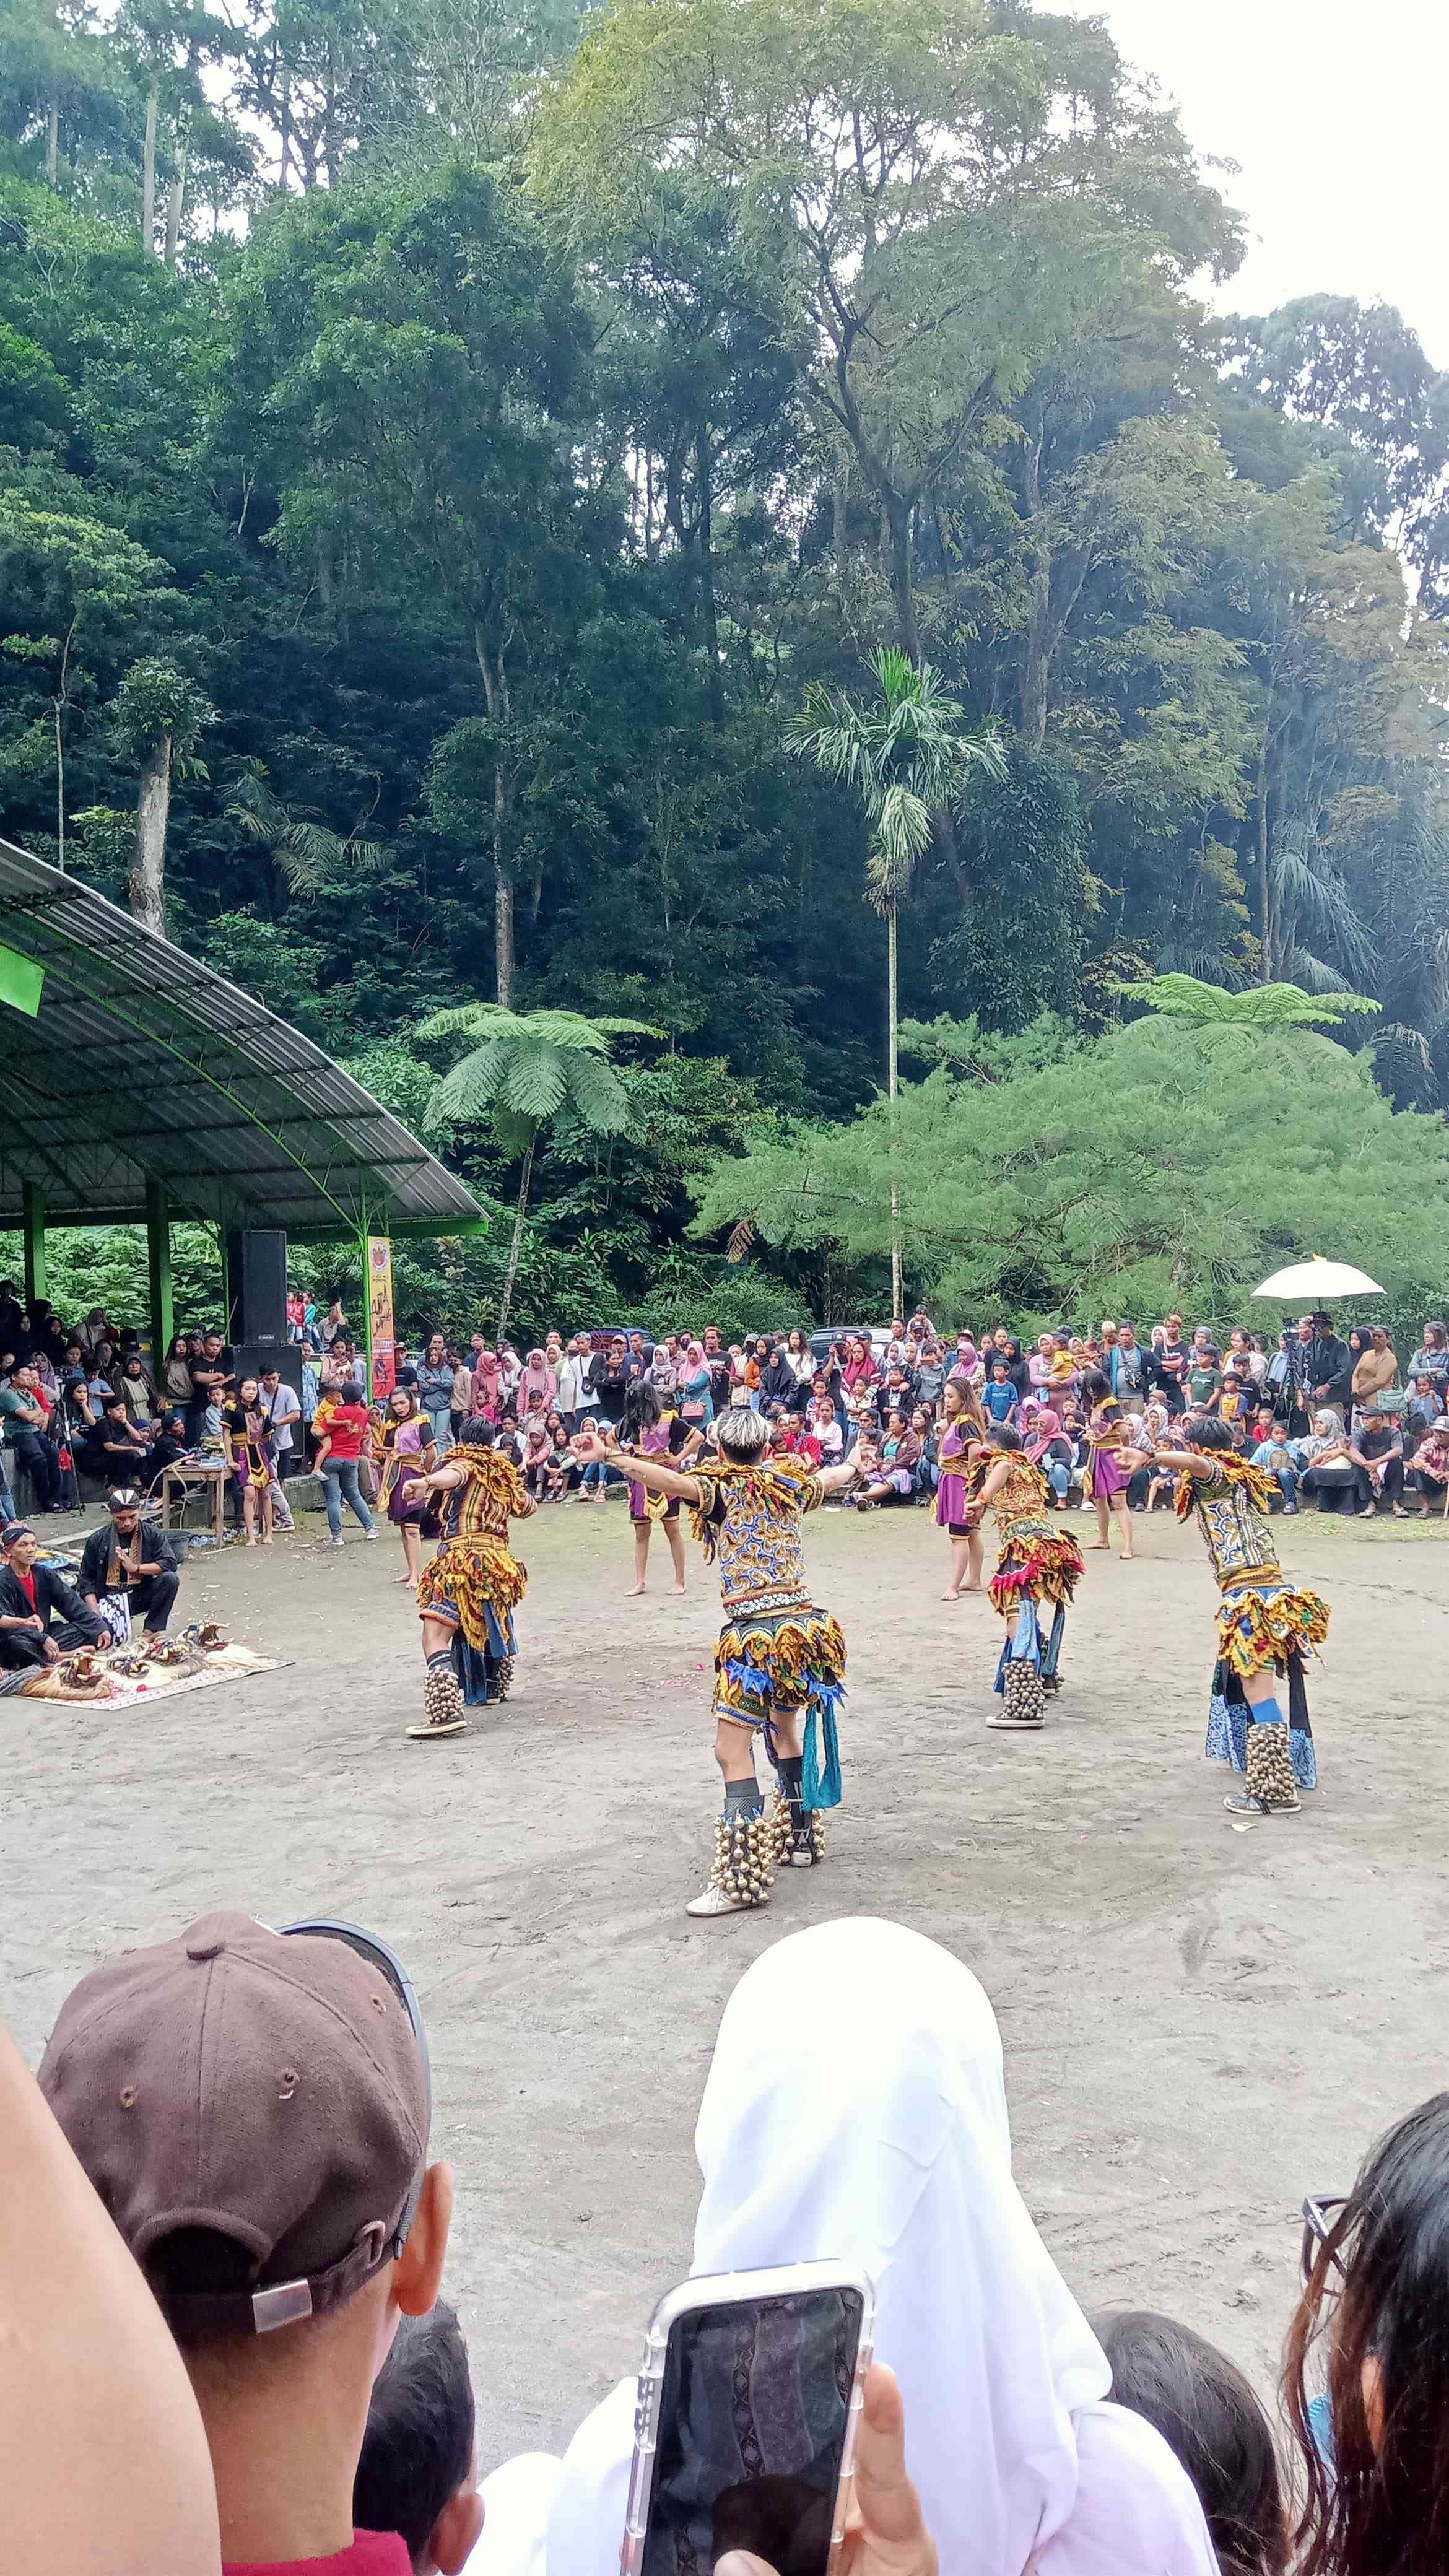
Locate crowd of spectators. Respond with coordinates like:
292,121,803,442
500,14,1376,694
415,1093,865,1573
5,1284,1445,1547
12,1901,1449,2576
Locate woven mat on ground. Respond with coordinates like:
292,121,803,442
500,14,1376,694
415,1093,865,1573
1,1641,285,1706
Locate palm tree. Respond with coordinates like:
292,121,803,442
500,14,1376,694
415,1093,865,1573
418,1004,654,1339
786,647,1006,1310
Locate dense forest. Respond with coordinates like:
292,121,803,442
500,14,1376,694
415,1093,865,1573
4,0,1449,1334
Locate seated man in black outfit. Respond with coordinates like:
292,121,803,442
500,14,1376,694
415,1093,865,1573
82,1395,150,1489
0,1524,111,1668
77,1489,180,1640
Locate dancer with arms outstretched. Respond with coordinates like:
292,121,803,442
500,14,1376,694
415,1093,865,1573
574,1408,862,1916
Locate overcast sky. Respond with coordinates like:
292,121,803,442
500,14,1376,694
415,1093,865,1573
1094,0,1449,367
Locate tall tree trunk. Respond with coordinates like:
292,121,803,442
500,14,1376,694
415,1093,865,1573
46,102,58,185
141,89,159,248
132,732,172,936
1021,561,1053,748
696,424,724,728
887,898,902,1318
832,468,848,580
884,494,923,669
497,1135,535,1341
278,61,293,192
475,622,516,1005
164,132,188,264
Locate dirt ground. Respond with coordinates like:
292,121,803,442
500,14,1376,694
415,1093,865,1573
3,1489,1447,2473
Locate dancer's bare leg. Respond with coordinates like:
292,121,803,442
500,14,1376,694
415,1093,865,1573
664,1518,687,1593
399,1521,421,1586
943,1533,973,1599
1087,1495,1112,1549
1112,1490,1134,1559
628,1521,650,1595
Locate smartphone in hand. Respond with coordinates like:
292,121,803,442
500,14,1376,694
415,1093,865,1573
622,2260,874,2575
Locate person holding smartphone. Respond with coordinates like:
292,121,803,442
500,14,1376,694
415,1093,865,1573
573,1405,863,1912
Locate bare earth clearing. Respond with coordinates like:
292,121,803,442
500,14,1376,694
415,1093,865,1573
3,1495,1445,2470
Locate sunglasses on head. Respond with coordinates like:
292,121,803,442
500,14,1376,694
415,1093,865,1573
1300,2192,1351,2285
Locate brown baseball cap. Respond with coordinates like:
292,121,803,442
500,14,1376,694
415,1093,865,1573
38,1911,430,2338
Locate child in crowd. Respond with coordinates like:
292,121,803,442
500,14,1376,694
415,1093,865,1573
983,1359,1019,1425
1097,2310,1287,2576
353,2304,484,2575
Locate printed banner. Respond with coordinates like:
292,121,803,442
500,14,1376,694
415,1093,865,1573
367,1235,396,1399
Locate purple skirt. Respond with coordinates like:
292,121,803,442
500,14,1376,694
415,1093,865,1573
1090,1447,1129,1500
936,1472,968,1527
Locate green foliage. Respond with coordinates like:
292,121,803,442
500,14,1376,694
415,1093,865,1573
694,1014,1449,1330
0,1221,223,1329
1122,974,1382,1027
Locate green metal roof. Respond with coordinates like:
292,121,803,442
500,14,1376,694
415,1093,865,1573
0,838,483,1237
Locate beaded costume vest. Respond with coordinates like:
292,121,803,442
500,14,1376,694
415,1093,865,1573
689,1455,822,1613
1182,1456,1281,1585
443,1446,526,1541
990,1454,1053,1543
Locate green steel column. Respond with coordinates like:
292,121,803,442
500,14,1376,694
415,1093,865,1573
146,1178,173,1366
21,1179,46,1309
360,1225,375,1401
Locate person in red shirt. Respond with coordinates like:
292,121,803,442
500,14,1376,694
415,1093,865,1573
313,1392,379,1549
39,1911,453,2576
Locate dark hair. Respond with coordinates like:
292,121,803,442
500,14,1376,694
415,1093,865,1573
1187,1414,1234,1452
985,1422,1022,1451
457,1414,497,1448
1081,1368,1112,1406
1286,2091,1449,2576
624,1380,661,1439
353,2304,475,2569
1097,2310,1286,2576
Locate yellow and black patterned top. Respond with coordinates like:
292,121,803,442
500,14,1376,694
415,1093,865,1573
1175,1453,1281,1586
688,1454,824,1614
440,1444,528,1541
988,1453,1056,1547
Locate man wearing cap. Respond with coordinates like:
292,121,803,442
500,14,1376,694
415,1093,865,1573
40,1910,453,2574
0,1521,111,1667
77,1488,180,1639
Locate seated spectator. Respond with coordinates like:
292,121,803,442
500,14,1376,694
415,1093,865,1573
879,1356,916,1417
354,2304,483,2575
542,1409,575,1499
849,1408,920,1507
521,1416,553,1499
1298,1412,1360,1513
0,1521,111,1666
1026,1406,1074,1507
85,1391,152,1487
0,1360,63,1511
1409,1416,1449,1514
807,1390,844,1461
541,1920,1219,2576
1250,1419,1300,1513
144,1408,192,1494
38,1910,452,2575
77,1487,181,1640
1286,2089,1449,2576
1351,1411,1407,1516
116,1349,158,1425
1097,2311,1286,2576
910,1403,937,1490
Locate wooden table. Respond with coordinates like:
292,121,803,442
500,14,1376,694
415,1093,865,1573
157,1459,230,1541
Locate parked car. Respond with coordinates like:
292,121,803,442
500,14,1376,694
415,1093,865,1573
809,1326,893,1363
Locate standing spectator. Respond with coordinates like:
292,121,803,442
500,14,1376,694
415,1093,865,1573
160,1333,194,1411
555,1334,588,1428
518,1347,557,1415
982,1358,1019,1425
1351,1322,1399,1416
676,1339,715,1427
448,1347,472,1442
1109,1321,1151,1404
914,1339,946,1409
221,1377,277,1547
587,1335,631,1431
313,1386,379,1548
1186,1344,1223,1413
116,1350,157,1426
0,1361,62,1510
782,1326,815,1388
186,1329,232,1447
1407,1318,1449,1389
702,1325,732,1414
318,1295,348,1349
843,1334,879,1400
1028,1332,1056,1396
1298,1310,1354,1425
416,1333,456,1453
1155,1315,1190,1414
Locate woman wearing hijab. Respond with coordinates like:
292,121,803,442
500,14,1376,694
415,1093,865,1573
523,1920,1218,2576
520,1347,558,1416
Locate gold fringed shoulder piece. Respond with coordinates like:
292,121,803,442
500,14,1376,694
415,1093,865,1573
1175,1451,1277,1521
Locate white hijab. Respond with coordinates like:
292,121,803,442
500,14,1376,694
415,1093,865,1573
538,1920,1216,2576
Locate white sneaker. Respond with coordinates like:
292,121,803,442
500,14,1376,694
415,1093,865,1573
362,1529,378,1543
328,1534,344,1549
685,1882,762,1917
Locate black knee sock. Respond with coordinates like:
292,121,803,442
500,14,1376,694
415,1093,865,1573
776,1754,805,1813
724,1775,762,1817
426,1648,453,1675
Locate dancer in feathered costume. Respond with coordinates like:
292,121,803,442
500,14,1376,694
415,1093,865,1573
965,1423,1084,1730
403,1414,534,1741
1137,1413,1328,1815
574,1408,863,1917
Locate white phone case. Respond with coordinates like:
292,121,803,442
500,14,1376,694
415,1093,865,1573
620,2258,876,2575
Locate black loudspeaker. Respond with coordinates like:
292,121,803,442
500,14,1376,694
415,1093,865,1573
235,1228,289,1347
232,1343,303,1400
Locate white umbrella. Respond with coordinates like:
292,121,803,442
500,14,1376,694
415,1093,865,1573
1251,1256,1385,1300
